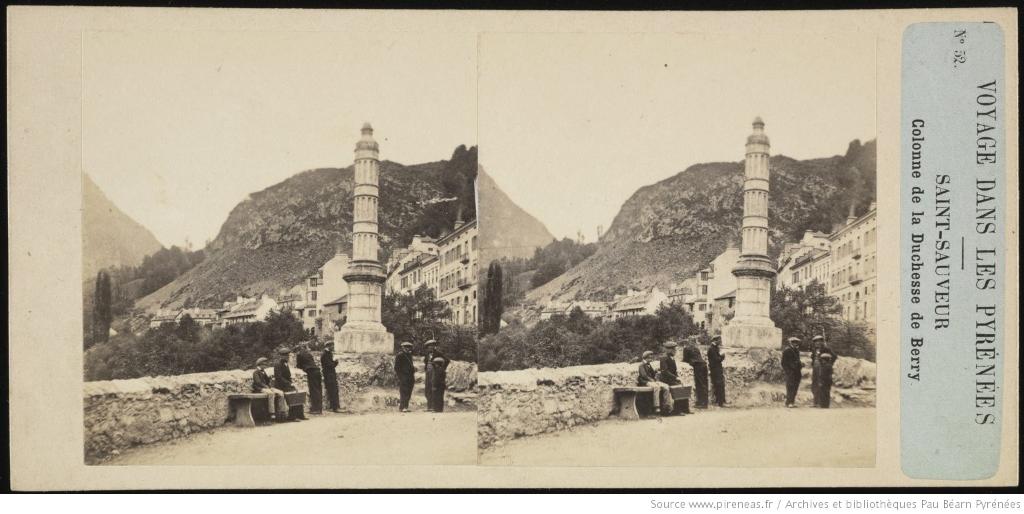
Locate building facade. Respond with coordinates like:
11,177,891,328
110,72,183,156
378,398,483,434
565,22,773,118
436,219,479,326
829,203,877,324
301,249,351,335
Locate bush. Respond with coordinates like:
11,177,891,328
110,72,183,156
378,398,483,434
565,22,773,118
478,302,699,371
83,309,308,381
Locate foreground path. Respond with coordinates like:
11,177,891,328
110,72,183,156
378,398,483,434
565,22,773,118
103,411,477,466
481,407,875,468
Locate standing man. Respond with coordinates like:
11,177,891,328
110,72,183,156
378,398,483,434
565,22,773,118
423,340,449,412
430,356,448,413
682,338,710,409
707,335,727,407
818,353,835,408
394,341,415,412
781,337,804,408
658,341,682,385
252,357,289,423
297,343,323,415
810,335,837,407
321,342,340,413
638,350,673,416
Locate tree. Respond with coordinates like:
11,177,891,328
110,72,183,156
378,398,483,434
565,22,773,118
481,261,504,335
91,271,113,346
770,281,843,346
382,285,453,354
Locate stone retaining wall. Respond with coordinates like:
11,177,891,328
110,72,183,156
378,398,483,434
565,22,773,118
84,355,476,463
476,349,875,449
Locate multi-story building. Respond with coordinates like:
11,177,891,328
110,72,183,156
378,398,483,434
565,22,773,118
777,231,832,290
436,219,479,326
686,244,741,329
301,247,351,335
385,235,440,295
221,295,280,326
828,202,877,324
610,287,669,319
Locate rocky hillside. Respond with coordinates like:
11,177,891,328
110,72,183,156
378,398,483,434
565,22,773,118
528,140,876,304
478,166,555,262
83,174,164,279
137,145,477,310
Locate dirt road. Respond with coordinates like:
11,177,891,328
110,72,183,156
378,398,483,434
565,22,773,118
480,407,875,468
102,411,477,466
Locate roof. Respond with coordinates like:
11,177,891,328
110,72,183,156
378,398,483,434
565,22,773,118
323,295,348,307
613,292,654,311
542,302,570,314
223,298,265,317
152,312,178,322
714,289,737,301
436,219,477,246
180,308,218,319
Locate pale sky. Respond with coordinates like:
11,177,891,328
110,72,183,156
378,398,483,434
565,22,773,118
84,30,477,249
479,32,876,241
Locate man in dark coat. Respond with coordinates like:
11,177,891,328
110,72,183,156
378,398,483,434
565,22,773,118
707,335,727,407
638,350,673,415
296,343,323,414
273,347,307,420
430,356,448,413
252,357,289,422
781,337,804,407
818,353,835,408
810,335,838,408
394,341,416,412
682,339,710,408
658,341,682,385
321,342,340,413
423,340,450,412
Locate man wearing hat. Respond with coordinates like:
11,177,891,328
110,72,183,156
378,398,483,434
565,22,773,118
252,357,289,422
707,336,727,407
423,340,449,412
638,350,673,415
682,338,710,409
296,342,323,415
321,342,341,413
810,335,837,408
430,356,449,413
781,337,804,407
657,341,682,386
394,342,416,412
817,352,835,408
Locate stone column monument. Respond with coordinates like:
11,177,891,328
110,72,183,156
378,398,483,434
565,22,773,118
334,123,394,354
722,117,783,348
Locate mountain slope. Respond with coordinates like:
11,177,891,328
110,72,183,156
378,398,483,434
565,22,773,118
528,140,876,304
82,174,164,279
478,166,556,261
137,145,477,311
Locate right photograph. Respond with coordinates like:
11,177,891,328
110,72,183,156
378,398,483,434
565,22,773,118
476,32,878,467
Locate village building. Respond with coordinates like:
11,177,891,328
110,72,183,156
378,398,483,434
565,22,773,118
385,235,440,296
710,290,737,334
777,230,832,290
667,277,696,309
829,202,877,324
220,295,280,326
610,287,669,320
686,243,740,329
436,219,479,326
320,294,348,335
149,310,180,329
176,308,219,326
301,247,351,335
539,302,571,320
568,300,612,320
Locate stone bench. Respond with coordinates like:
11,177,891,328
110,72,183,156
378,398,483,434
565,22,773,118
228,393,273,428
613,385,692,420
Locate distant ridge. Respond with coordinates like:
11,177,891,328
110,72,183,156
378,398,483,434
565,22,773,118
82,174,164,279
478,166,555,262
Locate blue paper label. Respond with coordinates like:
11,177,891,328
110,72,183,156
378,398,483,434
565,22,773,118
900,22,1005,479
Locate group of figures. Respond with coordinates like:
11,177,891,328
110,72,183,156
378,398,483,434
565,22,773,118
637,336,728,415
393,339,450,413
781,335,836,408
251,342,342,423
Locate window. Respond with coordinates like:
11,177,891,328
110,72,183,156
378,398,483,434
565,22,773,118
701,285,708,295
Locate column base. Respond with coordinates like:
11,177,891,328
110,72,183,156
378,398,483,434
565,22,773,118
334,323,394,354
722,322,782,349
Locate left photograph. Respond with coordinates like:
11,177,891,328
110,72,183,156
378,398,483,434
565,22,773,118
81,31,479,465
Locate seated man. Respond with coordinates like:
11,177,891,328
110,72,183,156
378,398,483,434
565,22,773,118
638,350,674,416
252,357,289,423
658,341,682,385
